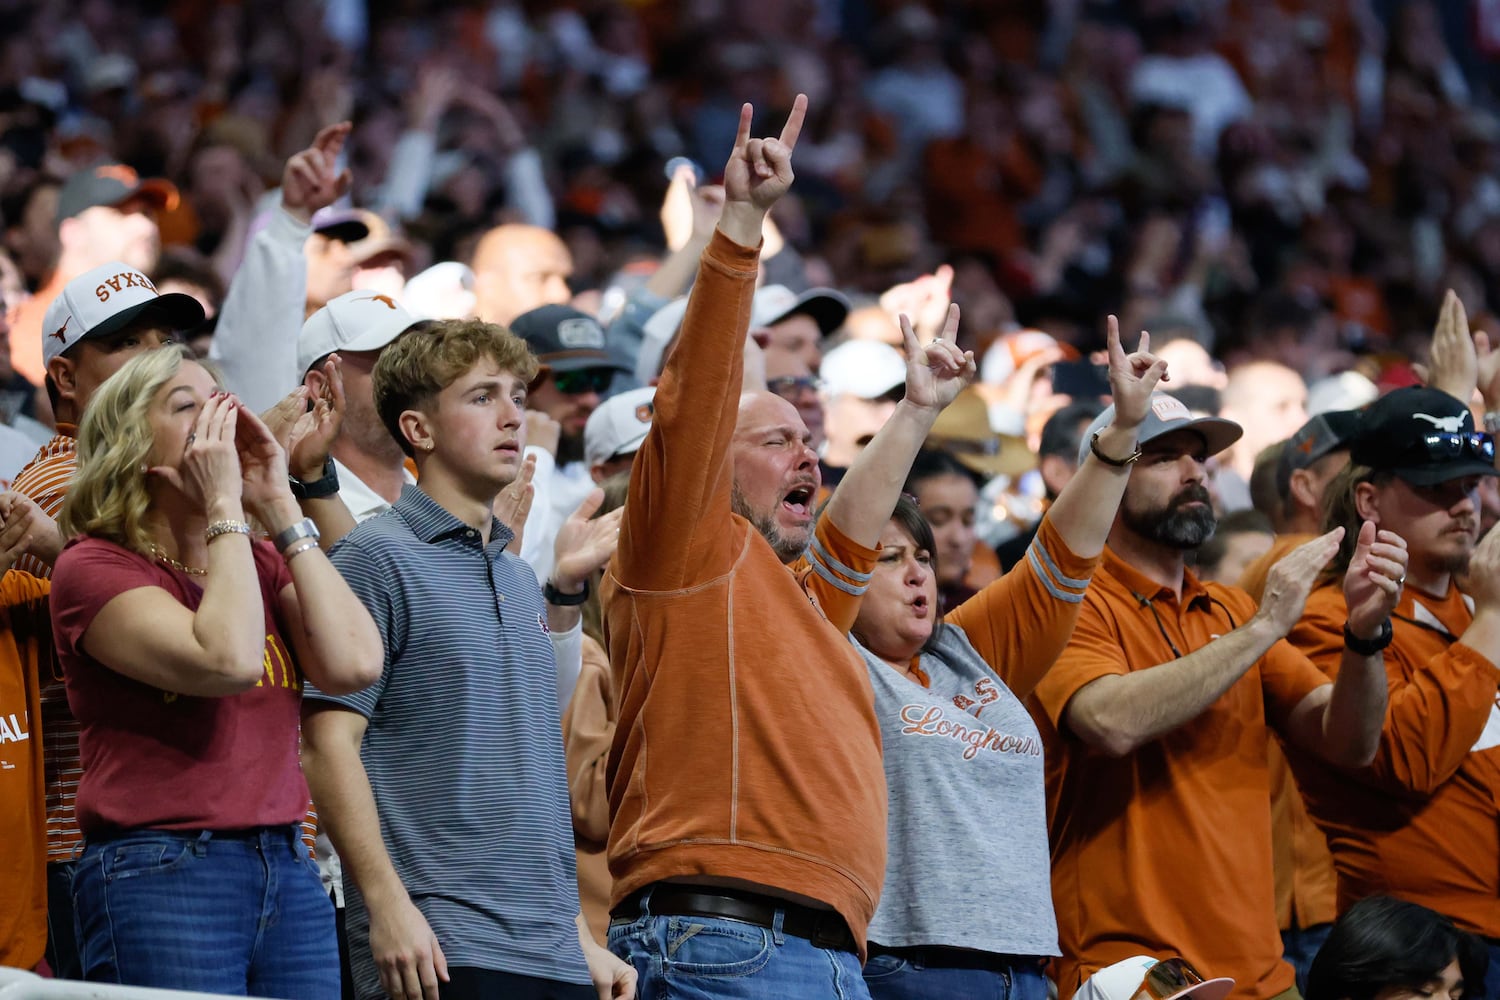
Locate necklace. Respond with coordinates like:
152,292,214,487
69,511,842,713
148,543,207,577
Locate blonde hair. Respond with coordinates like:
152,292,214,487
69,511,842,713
61,344,208,554
373,318,540,457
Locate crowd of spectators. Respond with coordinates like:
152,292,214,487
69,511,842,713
4,0,1500,999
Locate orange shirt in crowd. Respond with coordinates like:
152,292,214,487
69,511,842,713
602,231,886,952
0,570,55,970
7,271,64,389
1286,581,1500,937
1239,533,1338,933
1031,547,1327,1000
563,634,615,946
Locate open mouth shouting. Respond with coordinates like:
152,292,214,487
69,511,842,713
782,483,816,521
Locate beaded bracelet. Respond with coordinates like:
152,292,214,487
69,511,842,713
204,519,253,544
283,538,321,562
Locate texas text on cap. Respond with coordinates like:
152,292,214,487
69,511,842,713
298,290,418,374
821,340,905,400
1078,393,1243,466
585,386,656,468
1349,386,1499,486
508,305,629,376
749,285,851,336
42,261,205,367
55,162,178,224
1075,956,1234,1000
1276,409,1360,496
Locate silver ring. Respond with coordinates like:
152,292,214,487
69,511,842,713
185,433,195,446
1397,574,1406,585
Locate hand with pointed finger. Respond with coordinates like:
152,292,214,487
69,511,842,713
1105,315,1169,431
900,304,975,413
1342,520,1409,638
282,121,354,225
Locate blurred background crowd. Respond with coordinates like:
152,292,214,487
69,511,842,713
3,0,1500,551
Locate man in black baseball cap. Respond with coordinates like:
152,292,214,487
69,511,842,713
509,304,631,582
11,162,177,387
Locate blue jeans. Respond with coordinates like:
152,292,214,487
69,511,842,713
72,825,339,998
863,951,1049,1000
1280,924,1331,996
1486,942,1500,1000
608,898,871,999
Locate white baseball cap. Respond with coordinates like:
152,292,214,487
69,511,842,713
298,289,418,374
42,260,205,367
584,386,656,468
1076,956,1234,1000
820,340,906,400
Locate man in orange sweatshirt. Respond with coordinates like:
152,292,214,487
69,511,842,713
601,95,976,998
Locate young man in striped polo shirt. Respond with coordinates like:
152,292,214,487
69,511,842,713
301,318,635,1000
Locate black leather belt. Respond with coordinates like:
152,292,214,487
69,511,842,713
867,943,1040,972
611,883,858,953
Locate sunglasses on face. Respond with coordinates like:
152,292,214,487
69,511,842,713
1130,958,1210,1000
551,368,613,395
1399,431,1497,465
767,375,824,398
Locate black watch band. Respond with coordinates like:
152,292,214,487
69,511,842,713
1343,618,1393,656
290,456,340,501
543,579,590,606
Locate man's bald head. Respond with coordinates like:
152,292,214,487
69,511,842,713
472,224,573,326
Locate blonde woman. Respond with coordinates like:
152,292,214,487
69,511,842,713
50,345,381,998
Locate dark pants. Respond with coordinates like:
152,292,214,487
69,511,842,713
44,861,80,979
440,967,595,999
1486,941,1500,1000
1280,923,1332,996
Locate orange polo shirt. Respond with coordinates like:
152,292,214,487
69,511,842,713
1286,581,1500,937
1239,533,1338,933
1031,546,1327,1000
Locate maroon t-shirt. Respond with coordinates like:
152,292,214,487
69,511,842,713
51,536,307,835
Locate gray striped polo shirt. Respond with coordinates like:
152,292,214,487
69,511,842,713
305,484,588,996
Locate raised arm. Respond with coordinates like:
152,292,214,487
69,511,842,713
616,96,806,591
1064,531,1342,756
211,123,353,412
821,306,975,549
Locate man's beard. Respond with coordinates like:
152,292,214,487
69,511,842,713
1123,484,1218,550
731,481,810,563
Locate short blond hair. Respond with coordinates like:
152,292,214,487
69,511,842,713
61,344,209,553
373,319,539,457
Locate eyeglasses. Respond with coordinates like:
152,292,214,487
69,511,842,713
1130,958,1210,1000
1400,431,1496,465
767,375,823,399
551,368,613,395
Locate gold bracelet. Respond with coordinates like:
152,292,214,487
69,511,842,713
204,519,253,544
283,538,321,562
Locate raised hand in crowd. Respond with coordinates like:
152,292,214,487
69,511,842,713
881,264,955,348
898,303,976,414
1255,529,1346,638
1423,289,1478,403
551,489,623,599
1341,520,1410,641
407,64,462,134
284,354,347,483
282,121,354,226
493,452,536,550
0,490,60,571
716,94,807,246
